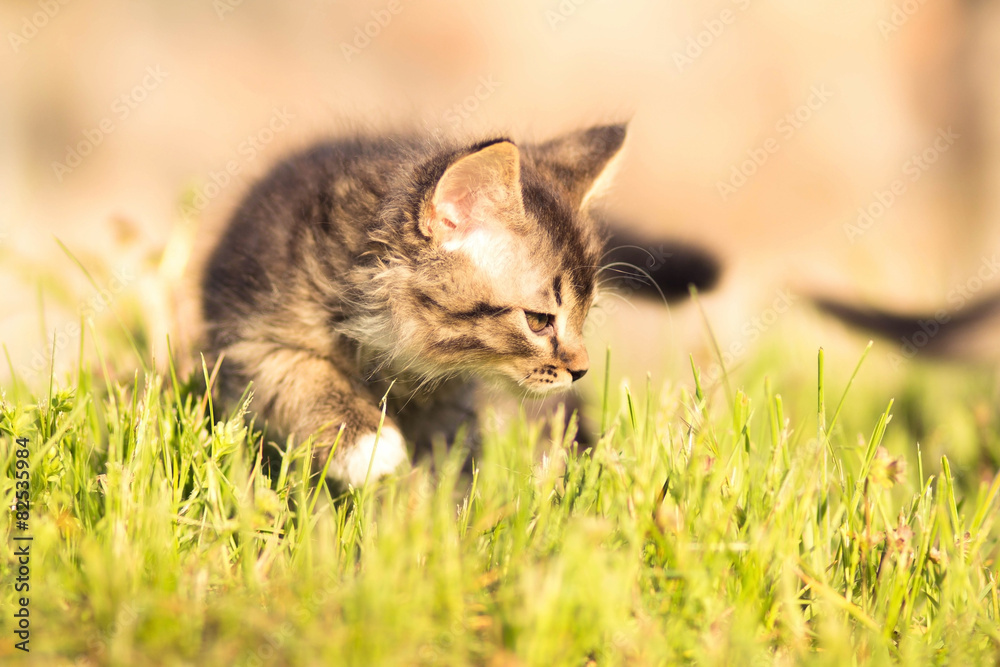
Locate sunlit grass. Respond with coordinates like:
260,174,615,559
2,245,1000,665
2,326,1000,665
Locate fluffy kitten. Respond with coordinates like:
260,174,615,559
201,125,626,486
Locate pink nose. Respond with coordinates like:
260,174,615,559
562,343,589,381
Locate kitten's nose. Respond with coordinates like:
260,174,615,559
569,368,588,382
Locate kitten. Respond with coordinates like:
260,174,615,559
200,125,627,486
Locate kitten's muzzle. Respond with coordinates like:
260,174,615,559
561,342,589,383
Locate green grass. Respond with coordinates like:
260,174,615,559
2,326,1000,664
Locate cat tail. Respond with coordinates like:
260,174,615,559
600,223,721,303
812,291,1000,360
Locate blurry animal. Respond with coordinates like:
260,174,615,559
814,292,1000,363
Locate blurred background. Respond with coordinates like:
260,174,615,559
2,0,999,394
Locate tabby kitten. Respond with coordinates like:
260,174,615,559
201,124,626,486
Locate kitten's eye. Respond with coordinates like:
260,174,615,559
524,311,554,334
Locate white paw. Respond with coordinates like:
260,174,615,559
340,426,408,487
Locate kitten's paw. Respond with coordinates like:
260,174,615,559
340,426,409,487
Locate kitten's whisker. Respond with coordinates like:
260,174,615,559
598,261,671,310
597,266,653,284
595,260,651,281
596,290,642,312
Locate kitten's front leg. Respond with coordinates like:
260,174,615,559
225,342,409,486
393,377,481,461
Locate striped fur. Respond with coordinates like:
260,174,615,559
200,125,626,486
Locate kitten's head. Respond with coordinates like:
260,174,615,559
382,124,626,395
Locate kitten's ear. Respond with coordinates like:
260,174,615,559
422,141,522,243
533,123,627,209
